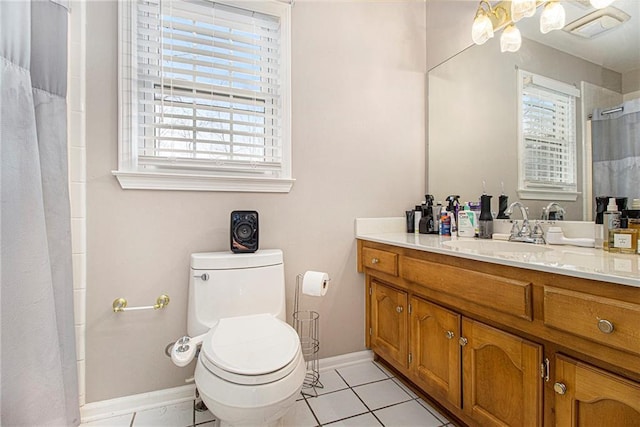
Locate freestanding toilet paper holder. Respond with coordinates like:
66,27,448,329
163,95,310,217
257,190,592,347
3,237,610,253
293,273,324,397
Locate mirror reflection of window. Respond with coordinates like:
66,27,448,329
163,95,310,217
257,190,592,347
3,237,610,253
517,69,580,201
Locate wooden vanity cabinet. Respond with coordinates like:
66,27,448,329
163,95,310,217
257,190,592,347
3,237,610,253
461,318,543,427
370,280,408,368
410,297,461,408
553,355,640,427
358,240,640,427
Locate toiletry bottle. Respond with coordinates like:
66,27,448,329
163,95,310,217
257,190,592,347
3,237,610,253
432,202,443,234
445,195,461,233
414,205,422,234
497,195,510,219
603,197,621,250
440,212,451,236
469,201,481,236
478,194,493,239
419,195,434,234
405,210,415,233
608,218,638,254
457,205,476,238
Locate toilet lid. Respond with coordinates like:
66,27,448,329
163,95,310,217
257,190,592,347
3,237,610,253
201,313,300,376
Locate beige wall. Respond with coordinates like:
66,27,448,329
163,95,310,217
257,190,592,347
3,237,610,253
85,0,426,402
622,68,640,101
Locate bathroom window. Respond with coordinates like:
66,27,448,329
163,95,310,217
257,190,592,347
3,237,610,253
517,69,580,201
115,0,293,192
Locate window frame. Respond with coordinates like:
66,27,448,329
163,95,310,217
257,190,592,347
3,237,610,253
516,69,580,201
114,0,293,192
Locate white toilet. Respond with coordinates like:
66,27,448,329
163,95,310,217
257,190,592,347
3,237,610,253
171,249,305,427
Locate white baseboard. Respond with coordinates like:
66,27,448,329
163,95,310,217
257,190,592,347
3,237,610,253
318,350,373,371
80,350,373,423
80,384,196,423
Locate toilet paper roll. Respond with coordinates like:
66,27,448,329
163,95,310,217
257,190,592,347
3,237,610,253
302,271,329,297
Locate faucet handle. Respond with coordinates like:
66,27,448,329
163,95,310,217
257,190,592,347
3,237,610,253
510,221,521,237
531,221,546,244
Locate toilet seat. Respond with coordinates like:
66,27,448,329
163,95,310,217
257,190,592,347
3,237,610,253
200,313,301,385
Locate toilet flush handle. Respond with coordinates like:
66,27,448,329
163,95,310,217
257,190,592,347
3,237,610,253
194,273,209,281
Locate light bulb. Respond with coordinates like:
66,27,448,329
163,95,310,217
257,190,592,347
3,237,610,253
500,24,522,52
511,0,537,22
472,12,494,45
540,2,566,34
590,0,615,9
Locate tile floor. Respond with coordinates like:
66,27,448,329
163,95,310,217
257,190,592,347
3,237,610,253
81,360,454,427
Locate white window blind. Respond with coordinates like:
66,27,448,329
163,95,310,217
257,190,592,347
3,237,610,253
117,0,293,192
517,70,580,200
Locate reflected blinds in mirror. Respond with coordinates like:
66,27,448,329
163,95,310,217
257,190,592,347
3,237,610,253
518,70,580,193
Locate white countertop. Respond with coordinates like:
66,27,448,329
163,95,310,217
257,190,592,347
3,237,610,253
356,218,640,289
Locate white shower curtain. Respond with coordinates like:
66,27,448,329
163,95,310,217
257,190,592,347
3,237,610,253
592,98,640,202
1,1,80,425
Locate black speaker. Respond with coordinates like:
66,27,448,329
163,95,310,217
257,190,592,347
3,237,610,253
230,210,259,253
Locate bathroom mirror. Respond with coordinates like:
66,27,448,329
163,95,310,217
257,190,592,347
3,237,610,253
427,0,640,221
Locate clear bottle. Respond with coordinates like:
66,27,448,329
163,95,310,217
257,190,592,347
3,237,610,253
608,218,639,254
603,197,621,250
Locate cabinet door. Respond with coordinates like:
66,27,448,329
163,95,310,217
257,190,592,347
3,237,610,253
371,280,408,368
554,355,640,427
410,297,462,408
462,318,543,427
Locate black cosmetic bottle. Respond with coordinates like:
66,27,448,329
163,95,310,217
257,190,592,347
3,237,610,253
478,194,493,239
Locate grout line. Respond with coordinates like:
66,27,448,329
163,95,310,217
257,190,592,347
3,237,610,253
301,395,321,427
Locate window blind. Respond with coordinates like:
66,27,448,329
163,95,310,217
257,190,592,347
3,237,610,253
135,0,283,175
520,72,577,190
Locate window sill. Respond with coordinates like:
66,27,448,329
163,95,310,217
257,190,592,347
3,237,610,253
517,188,579,201
112,170,295,193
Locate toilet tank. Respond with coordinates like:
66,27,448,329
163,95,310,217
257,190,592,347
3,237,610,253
187,249,286,337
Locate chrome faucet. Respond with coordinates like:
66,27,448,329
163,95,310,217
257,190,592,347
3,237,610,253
505,201,546,244
542,202,565,221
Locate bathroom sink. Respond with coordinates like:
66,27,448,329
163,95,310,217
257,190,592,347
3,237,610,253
442,239,552,253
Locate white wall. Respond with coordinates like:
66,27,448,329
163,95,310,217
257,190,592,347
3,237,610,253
84,0,426,402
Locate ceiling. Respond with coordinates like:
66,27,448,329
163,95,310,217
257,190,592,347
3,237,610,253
426,0,640,73
511,0,640,73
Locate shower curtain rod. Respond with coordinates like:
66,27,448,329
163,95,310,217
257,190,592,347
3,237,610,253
601,106,624,115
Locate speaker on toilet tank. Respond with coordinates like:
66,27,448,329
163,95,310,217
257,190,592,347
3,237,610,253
230,210,259,253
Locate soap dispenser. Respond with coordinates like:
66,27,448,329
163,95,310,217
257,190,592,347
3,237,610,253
445,195,461,233
603,197,621,250
419,195,435,234
478,194,493,239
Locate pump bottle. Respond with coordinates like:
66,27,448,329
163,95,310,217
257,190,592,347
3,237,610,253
603,197,621,250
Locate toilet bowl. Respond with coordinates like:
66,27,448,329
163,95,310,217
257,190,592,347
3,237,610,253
171,250,305,427
196,314,306,427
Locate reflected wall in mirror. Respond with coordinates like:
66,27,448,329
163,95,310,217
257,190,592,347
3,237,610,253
427,0,640,221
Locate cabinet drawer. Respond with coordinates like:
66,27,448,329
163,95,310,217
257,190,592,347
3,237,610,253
362,247,398,276
544,286,640,355
402,257,532,320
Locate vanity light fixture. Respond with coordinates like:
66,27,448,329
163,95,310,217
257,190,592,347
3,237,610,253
471,0,570,52
511,0,537,22
471,1,508,45
501,24,522,52
590,0,616,9
540,1,566,34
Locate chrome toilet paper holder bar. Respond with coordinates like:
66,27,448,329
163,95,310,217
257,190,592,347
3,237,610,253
112,294,170,313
